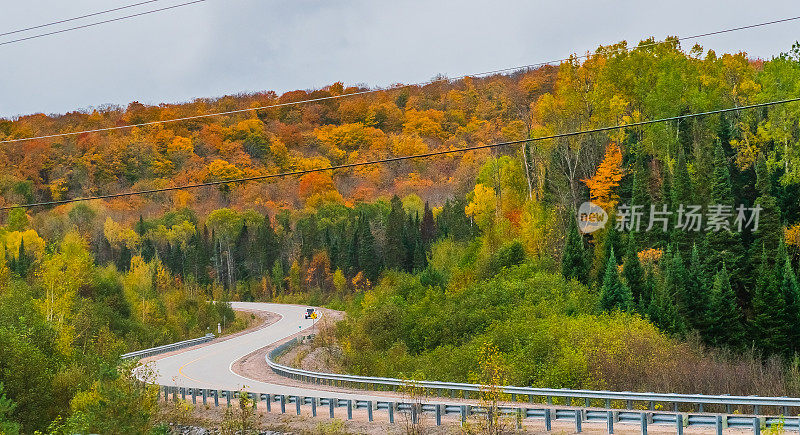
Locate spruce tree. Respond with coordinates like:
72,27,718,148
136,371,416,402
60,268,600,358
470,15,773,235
751,246,788,355
562,216,590,284
751,156,782,266
599,248,633,312
420,201,437,249
705,265,745,349
705,142,746,303
622,233,645,306
683,244,711,333
384,195,407,270
779,254,800,355
670,149,693,254
357,214,379,282
595,220,621,287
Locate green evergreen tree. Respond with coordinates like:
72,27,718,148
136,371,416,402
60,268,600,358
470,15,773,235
420,201,437,249
595,219,621,287
705,142,746,304
622,233,645,306
683,244,711,333
779,253,800,354
357,214,379,282
562,217,590,284
670,149,693,254
705,265,746,349
599,248,633,312
384,195,407,270
751,246,788,355
751,156,782,267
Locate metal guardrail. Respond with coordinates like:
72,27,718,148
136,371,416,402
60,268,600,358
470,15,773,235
266,336,800,416
158,385,797,434
121,333,215,360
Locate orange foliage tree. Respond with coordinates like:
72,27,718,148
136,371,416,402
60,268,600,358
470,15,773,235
582,143,624,210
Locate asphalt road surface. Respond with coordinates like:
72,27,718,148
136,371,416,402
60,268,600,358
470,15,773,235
150,302,381,401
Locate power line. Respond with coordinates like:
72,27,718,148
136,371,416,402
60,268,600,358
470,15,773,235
3,96,798,211
1,14,798,145
0,0,208,47
0,0,163,38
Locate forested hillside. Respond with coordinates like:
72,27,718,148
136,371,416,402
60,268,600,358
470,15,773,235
3,38,800,432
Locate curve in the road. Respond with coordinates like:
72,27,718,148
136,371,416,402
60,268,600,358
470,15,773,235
150,302,383,401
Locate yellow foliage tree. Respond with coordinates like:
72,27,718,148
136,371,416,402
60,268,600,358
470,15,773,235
465,184,497,229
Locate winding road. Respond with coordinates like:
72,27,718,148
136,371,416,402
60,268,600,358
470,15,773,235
150,302,380,401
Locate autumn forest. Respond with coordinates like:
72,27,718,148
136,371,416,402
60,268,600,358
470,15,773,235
3,38,800,432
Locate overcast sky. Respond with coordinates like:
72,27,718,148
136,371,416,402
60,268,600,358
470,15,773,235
1,0,798,118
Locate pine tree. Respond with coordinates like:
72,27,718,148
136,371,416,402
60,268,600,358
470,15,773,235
599,248,633,312
594,220,621,287
234,224,251,282
670,149,693,254
135,215,147,235
751,156,782,267
357,214,380,282
683,244,711,333
705,265,745,349
420,201,437,249
196,226,212,286
705,142,746,303
384,195,407,270
751,246,788,355
117,244,131,272
779,254,800,354
562,217,590,284
622,233,645,306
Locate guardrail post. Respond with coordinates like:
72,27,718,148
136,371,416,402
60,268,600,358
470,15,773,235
226,390,231,407
389,402,395,424
716,415,723,435
347,400,353,420
753,417,761,435
544,408,551,431
517,408,523,430
367,401,373,422
191,388,197,404
627,400,633,410
296,396,302,415
607,410,614,434
698,403,704,413
641,412,648,435
180,387,186,401
250,392,256,409
547,395,552,405
676,413,684,435
586,398,591,408
213,390,219,407
575,409,582,433
606,398,612,408
265,394,272,412
435,404,442,426
329,398,335,419
202,389,207,405
754,405,761,415
162,386,168,401
411,403,418,425
312,397,317,417
279,395,286,413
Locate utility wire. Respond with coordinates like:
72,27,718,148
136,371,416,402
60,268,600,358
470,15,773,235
0,0,163,38
3,96,799,211
1,14,798,144
0,0,207,47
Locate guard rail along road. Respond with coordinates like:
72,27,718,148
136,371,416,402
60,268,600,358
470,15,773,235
121,333,215,360
264,336,800,432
